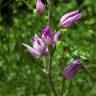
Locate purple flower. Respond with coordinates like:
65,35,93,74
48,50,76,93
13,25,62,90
59,10,81,28
42,26,61,45
36,0,46,16
63,59,81,80
23,34,48,58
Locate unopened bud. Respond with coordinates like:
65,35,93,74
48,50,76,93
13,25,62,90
36,0,46,16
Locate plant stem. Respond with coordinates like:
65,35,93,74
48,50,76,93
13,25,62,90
48,4,52,26
23,0,33,10
63,81,72,96
48,46,57,96
81,64,96,83
47,3,57,96
60,77,65,96
43,56,48,72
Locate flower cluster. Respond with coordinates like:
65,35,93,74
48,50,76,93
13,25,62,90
23,26,61,58
23,9,81,58
23,0,82,81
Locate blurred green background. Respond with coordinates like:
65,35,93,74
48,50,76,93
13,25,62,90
0,0,96,96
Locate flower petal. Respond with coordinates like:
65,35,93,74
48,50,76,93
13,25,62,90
42,26,54,44
22,43,40,58
53,32,61,43
42,26,52,37
32,35,44,50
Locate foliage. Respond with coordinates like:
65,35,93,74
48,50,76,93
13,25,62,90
0,0,96,96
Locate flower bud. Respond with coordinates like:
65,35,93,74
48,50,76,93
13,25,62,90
36,0,46,16
59,10,81,28
63,59,81,80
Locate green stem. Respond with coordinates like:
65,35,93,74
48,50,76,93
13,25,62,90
60,77,65,96
81,64,96,83
63,81,72,96
43,56,48,72
48,46,57,96
47,3,57,96
48,4,52,26
23,0,33,10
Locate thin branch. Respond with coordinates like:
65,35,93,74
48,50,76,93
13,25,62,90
60,77,65,96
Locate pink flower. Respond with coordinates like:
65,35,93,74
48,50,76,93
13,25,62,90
59,10,81,28
23,34,48,58
63,59,81,80
36,0,46,16
42,26,61,45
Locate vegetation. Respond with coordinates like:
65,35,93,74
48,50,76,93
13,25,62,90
0,0,96,96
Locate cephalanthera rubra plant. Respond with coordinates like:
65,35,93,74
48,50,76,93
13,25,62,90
23,0,96,96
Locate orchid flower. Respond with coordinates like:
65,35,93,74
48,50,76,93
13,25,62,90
23,34,48,58
42,26,61,45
